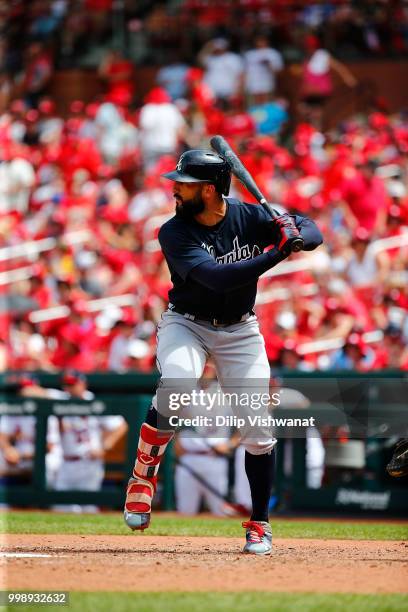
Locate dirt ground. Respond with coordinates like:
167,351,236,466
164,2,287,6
1,535,407,593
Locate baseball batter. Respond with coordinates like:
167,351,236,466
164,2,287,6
124,149,323,554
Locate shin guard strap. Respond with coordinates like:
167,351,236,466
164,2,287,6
133,423,173,480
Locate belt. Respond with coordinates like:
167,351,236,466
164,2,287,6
168,304,253,327
63,455,84,462
183,450,215,456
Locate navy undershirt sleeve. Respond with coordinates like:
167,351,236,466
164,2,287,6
158,226,211,281
294,215,323,251
189,247,286,292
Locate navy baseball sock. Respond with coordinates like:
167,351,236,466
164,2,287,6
245,448,275,523
145,405,175,432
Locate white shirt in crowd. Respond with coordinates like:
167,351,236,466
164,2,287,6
108,334,131,371
244,47,283,95
139,102,185,158
128,187,169,222
202,52,244,99
0,158,36,214
307,49,331,75
347,247,379,287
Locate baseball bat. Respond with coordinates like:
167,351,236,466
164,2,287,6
210,135,304,252
175,458,248,515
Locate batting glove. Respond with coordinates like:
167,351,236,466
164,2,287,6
273,214,302,256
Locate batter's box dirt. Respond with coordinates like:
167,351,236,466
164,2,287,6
1,535,407,594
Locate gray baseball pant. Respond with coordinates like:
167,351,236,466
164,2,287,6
153,310,276,455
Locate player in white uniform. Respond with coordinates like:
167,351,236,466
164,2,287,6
175,432,231,516
0,376,66,486
50,372,126,512
0,416,37,478
174,361,236,515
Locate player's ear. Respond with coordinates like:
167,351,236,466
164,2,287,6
203,183,216,198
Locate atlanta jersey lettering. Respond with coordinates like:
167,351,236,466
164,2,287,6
158,198,273,319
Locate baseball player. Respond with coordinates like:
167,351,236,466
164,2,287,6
50,413,126,512
0,375,66,486
174,360,236,516
124,148,323,554
50,372,127,512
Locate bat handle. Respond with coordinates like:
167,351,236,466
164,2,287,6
290,237,305,252
259,198,278,220
261,198,305,253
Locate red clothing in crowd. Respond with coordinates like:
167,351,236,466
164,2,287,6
85,0,112,9
239,151,275,202
103,59,135,107
221,110,256,140
29,284,53,309
340,171,390,231
183,0,231,25
51,348,95,372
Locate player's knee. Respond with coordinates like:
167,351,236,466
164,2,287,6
155,378,202,417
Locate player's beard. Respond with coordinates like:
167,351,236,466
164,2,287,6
175,189,205,220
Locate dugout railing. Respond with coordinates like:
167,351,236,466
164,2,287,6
0,371,407,514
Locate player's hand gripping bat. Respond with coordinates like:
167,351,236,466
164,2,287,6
210,135,304,253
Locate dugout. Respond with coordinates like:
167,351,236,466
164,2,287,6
0,371,407,516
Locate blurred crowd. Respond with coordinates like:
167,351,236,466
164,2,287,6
1,0,408,75
1,90,407,373
0,4,407,376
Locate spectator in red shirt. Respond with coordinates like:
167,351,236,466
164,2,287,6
51,324,95,372
185,67,215,112
98,49,135,107
28,274,53,310
219,98,256,141
339,159,390,233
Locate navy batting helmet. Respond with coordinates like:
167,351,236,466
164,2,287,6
162,149,231,195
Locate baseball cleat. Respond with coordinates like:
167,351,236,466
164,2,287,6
242,521,272,555
124,510,150,531
124,477,154,531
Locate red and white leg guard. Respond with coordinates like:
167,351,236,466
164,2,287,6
125,423,173,515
